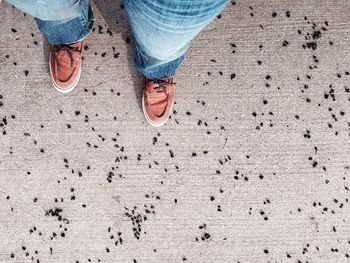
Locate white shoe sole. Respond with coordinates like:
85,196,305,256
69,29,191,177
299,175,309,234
49,54,81,94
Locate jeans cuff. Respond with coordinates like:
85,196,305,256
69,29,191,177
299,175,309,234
35,3,94,45
133,44,185,79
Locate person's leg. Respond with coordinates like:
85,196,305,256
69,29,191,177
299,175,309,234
6,0,94,45
124,0,229,126
5,0,94,93
125,0,229,79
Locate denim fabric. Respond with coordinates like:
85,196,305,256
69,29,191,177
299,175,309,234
5,0,228,78
6,0,94,45
125,0,229,78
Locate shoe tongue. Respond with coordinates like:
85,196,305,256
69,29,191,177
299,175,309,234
57,49,69,61
148,87,167,100
148,80,172,91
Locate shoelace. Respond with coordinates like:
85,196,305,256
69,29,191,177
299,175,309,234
54,44,81,68
152,78,176,93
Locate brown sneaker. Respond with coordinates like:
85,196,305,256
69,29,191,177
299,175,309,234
49,41,83,93
142,77,176,127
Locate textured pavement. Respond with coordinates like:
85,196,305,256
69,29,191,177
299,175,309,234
1,0,350,262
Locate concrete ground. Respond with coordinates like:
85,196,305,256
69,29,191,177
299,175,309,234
1,0,350,262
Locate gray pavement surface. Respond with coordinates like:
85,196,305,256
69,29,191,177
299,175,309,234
1,0,350,262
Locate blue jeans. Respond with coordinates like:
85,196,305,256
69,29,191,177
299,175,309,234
6,0,228,79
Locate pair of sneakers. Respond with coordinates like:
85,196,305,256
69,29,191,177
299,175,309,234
49,41,175,127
